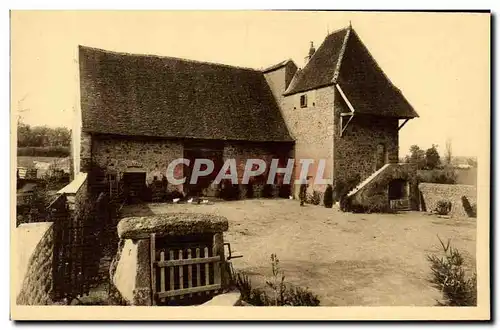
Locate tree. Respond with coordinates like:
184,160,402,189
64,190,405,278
445,139,452,165
406,145,426,170
17,121,71,147
425,144,441,170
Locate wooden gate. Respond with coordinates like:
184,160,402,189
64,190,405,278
150,233,223,305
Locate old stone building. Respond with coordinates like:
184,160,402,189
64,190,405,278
73,24,419,209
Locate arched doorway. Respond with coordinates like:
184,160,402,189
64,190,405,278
388,179,410,210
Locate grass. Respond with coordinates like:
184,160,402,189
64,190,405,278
121,199,476,306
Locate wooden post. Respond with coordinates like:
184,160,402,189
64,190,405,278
169,250,174,300
187,248,193,298
178,250,184,299
204,247,210,287
196,248,201,296
212,233,224,291
159,251,165,304
150,233,156,306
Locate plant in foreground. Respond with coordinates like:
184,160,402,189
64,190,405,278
427,236,477,306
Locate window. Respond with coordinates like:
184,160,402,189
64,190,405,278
300,94,308,108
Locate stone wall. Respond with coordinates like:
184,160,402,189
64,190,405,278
91,134,183,188
333,88,399,185
419,183,477,218
80,131,92,172
281,86,335,194
15,222,54,305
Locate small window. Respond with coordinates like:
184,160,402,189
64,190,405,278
300,94,308,108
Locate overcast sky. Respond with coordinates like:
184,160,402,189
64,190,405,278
11,11,490,157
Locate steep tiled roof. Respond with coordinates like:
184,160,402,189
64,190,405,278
79,46,293,142
284,28,349,96
284,27,419,119
262,59,294,73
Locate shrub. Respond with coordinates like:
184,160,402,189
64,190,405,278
461,196,477,218
234,254,320,306
334,175,361,201
17,146,70,158
323,184,334,208
427,237,477,306
418,168,457,184
435,200,452,215
307,191,321,205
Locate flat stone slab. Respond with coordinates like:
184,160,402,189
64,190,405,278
200,291,241,306
117,213,229,239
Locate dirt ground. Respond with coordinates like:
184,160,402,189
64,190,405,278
121,199,476,306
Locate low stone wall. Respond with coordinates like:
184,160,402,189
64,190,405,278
419,183,477,218
15,222,54,305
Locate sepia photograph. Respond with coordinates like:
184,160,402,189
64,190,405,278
10,10,490,321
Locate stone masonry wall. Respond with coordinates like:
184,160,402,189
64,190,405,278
419,183,477,219
16,222,54,305
91,135,183,188
281,86,335,194
80,131,92,172
333,88,399,185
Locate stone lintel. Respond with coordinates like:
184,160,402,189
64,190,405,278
117,213,229,239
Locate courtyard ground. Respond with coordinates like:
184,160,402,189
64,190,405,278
121,199,476,306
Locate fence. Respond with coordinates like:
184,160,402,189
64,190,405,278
150,233,223,305
46,190,116,301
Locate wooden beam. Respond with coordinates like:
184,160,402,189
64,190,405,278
398,119,410,131
156,256,221,267
341,114,354,137
156,284,222,299
335,84,355,113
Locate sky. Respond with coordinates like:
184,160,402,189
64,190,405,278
11,11,490,157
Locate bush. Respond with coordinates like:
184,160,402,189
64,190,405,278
234,254,320,306
307,191,321,205
17,146,70,157
435,200,452,215
427,237,477,306
418,168,457,184
461,196,477,218
323,184,334,208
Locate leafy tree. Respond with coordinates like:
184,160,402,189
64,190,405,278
406,145,426,170
425,144,441,170
17,121,71,147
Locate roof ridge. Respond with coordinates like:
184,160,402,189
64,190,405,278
332,25,352,83
78,44,261,72
262,58,294,73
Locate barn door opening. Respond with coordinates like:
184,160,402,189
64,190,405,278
184,144,223,197
123,170,147,204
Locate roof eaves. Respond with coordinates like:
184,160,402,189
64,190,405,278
283,82,335,96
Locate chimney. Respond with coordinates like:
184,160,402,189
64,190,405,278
304,41,316,64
